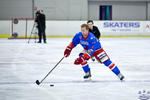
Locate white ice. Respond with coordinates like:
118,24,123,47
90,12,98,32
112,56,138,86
0,38,150,100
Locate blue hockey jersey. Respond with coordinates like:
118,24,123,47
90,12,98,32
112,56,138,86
71,32,102,56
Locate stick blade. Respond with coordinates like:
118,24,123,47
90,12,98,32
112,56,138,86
35,80,40,85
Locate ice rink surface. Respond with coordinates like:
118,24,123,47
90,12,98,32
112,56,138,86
0,37,150,100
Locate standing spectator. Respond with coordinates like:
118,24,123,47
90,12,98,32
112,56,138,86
35,10,46,43
87,20,101,39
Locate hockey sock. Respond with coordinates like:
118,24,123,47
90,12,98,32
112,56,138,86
103,59,120,75
81,62,90,73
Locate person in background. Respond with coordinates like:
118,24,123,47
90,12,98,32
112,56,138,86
87,20,101,61
35,10,46,43
87,20,101,39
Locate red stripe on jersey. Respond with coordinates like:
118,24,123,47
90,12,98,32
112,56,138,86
109,63,115,70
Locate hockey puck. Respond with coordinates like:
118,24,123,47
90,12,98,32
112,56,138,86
50,84,54,87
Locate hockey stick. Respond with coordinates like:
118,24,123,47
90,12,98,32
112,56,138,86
35,56,65,85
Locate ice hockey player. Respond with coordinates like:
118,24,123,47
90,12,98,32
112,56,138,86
64,24,124,81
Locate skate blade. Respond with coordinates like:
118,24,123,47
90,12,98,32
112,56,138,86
121,79,125,82
84,77,92,82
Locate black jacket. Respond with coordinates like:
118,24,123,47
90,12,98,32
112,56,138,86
36,13,46,27
89,26,101,39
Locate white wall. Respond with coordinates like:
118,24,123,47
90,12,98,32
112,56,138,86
0,0,88,20
0,0,32,20
1,20,150,37
34,0,88,20
0,0,150,20
88,1,147,20
148,2,150,20
113,2,146,20
0,21,11,35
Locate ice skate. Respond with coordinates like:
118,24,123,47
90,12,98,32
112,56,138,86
84,70,92,80
118,73,125,81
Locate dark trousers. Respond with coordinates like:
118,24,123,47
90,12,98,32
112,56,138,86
38,26,46,42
